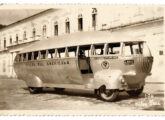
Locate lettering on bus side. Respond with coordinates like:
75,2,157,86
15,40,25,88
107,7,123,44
47,60,69,65
25,60,70,67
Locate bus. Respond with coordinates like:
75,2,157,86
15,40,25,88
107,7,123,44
14,31,153,101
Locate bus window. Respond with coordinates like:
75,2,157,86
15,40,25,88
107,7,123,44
28,52,32,60
34,51,39,60
57,48,65,58
141,42,152,56
68,46,77,57
124,44,132,56
123,42,143,56
23,53,26,61
93,44,104,55
48,49,55,59
40,50,46,59
19,54,22,62
107,43,120,55
15,55,18,62
79,45,91,58
15,55,19,62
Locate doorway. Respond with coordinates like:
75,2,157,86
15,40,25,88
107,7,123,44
78,45,93,74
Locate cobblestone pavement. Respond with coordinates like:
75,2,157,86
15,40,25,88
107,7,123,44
0,79,164,110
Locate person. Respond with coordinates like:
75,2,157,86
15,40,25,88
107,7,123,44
79,50,85,58
109,47,115,54
100,49,103,55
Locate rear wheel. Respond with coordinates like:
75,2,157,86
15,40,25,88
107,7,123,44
98,86,119,102
127,87,144,97
94,89,100,97
29,87,42,94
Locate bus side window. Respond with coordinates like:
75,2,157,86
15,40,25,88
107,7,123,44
48,49,55,59
28,52,32,60
123,42,143,56
23,53,27,61
107,43,120,55
56,49,60,58
15,55,18,62
57,48,65,58
40,50,46,59
68,46,77,57
79,45,91,58
34,51,39,60
19,54,22,62
93,44,104,55
124,44,132,56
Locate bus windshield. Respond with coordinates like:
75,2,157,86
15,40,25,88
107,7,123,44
123,42,151,56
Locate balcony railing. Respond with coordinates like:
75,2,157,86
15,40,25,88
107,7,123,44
7,35,42,47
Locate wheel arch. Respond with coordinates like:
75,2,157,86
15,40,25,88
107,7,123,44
25,74,43,87
93,69,123,89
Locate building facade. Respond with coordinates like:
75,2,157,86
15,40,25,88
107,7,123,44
0,6,164,81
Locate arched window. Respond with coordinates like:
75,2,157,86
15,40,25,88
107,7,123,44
10,36,12,44
78,14,83,31
32,28,36,38
92,8,97,30
43,25,47,36
23,31,26,40
16,34,18,43
54,22,58,36
65,18,70,34
4,37,6,48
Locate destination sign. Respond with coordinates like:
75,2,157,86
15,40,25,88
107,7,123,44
104,56,118,59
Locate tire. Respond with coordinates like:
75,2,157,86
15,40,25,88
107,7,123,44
98,86,119,102
54,88,65,92
127,87,143,97
94,89,100,97
29,87,42,94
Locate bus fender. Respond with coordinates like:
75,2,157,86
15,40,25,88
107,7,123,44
24,75,43,87
93,70,122,89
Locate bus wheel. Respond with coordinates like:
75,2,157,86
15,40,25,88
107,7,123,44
94,89,100,97
29,87,42,94
126,87,143,97
98,86,119,102
54,88,65,93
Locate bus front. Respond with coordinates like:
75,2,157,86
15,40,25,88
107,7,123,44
121,41,153,96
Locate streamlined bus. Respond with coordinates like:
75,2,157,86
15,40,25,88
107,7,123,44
14,31,153,101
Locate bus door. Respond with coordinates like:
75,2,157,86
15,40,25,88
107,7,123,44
78,45,93,75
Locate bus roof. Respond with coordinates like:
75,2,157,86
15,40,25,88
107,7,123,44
19,31,144,53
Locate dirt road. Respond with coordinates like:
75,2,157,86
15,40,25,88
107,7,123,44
0,78,164,110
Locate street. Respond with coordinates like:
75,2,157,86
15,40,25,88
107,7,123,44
0,78,164,110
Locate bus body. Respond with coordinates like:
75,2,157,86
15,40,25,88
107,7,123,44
14,31,153,101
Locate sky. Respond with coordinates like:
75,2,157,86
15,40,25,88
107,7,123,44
0,9,45,25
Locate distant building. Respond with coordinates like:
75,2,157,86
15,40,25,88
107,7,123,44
0,6,164,81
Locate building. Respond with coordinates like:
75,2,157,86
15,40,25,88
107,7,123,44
0,6,164,82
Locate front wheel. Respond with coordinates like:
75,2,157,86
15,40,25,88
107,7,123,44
126,87,144,97
29,87,42,94
98,86,119,102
